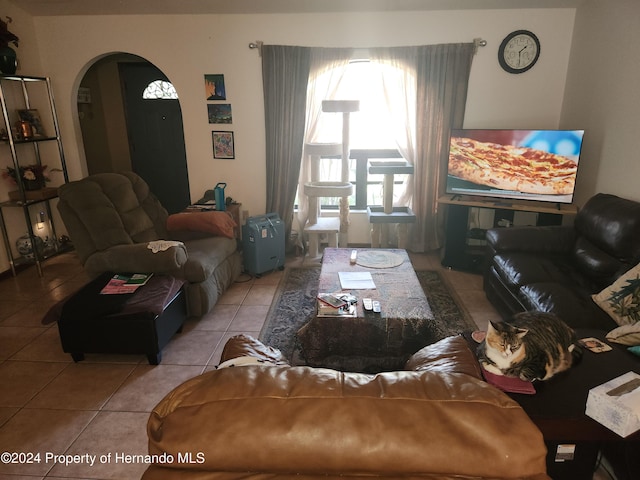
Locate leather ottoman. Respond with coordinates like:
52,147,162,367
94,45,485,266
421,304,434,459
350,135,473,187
56,272,186,364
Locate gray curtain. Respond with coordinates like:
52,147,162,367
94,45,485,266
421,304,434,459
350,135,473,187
412,43,475,251
262,42,474,252
361,43,475,252
262,45,311,246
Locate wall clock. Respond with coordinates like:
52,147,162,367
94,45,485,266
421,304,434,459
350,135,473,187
498,30,540,74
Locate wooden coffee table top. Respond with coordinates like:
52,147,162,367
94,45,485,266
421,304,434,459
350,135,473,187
297,248,434,372
316,248,432,321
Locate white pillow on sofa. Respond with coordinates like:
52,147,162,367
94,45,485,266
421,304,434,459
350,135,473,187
592,262,640,327
606,322,640,346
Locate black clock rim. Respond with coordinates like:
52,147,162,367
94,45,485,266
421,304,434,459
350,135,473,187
498,29,541,74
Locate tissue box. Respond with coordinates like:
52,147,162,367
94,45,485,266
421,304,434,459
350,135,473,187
585,371,640,438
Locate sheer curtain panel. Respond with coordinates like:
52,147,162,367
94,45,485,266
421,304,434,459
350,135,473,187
368,43,475,252
296,48,354,244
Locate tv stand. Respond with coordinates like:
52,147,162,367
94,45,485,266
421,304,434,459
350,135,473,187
438,195,578,272
439,195,578,216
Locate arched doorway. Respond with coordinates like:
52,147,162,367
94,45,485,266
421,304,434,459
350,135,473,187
77,53,190,213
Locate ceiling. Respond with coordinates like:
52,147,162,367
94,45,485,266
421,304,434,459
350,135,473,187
13,0,586,16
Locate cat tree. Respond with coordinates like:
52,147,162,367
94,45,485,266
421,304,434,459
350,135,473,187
367,159,416,248
320,99,360,248
302,142,349,260
302,99,359,261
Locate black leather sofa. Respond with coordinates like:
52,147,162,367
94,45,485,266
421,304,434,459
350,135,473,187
483,193,640,330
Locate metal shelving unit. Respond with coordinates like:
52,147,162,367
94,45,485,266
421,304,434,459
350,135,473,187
0,74,69,276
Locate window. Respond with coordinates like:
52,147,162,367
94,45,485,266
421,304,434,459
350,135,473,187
142,80,178,99
305,60,408,210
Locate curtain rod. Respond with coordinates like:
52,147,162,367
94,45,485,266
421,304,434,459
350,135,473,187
248,41,263,56
473,38,487,54
249,38,487,54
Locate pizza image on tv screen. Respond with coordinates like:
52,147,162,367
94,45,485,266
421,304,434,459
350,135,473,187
446,129,584,204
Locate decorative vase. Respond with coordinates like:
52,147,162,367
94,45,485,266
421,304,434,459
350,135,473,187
16,234,45,259
0,46,17,75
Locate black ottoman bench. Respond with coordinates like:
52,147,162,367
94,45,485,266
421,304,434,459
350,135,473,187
56,272,186,364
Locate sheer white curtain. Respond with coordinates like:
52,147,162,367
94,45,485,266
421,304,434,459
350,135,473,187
368,48,418,204
295,48,353,245
371,44,475,252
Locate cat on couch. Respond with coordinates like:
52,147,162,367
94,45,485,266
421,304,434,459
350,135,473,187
477,311,582,382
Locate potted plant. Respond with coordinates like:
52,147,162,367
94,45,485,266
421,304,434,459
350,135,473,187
0,16,19,75
2,164,48,191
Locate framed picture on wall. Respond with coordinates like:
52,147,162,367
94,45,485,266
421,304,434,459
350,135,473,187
212,131,235,159
204,74,226,100
207,104,232,124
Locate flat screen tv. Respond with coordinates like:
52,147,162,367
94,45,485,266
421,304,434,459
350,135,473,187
445,129,584,204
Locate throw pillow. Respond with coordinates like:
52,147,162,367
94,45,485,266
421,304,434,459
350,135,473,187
606,322,640,346
404,335,483,380
592,262,640,326
217,356,278,369
166,211,236,239
219,334,289,365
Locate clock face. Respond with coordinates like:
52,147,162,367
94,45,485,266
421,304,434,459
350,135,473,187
499,30,540,74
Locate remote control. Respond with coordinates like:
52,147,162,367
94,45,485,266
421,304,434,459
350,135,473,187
372,301,381,313
363,298,373,311
350,250,357,264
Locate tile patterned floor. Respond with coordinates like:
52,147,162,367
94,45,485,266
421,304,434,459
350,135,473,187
0,249,502,479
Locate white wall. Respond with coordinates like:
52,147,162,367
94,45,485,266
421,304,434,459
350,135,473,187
1,7,577,272
561,0,640,205
32,9,575,207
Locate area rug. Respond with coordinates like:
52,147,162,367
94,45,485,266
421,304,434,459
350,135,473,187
259,267,476,365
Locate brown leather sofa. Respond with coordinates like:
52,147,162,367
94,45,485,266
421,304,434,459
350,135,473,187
484,193,640,330
142,334,549,480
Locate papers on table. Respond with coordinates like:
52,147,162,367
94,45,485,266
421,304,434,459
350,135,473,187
338,271,376,290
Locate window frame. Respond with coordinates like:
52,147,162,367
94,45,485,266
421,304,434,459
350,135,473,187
142,79,178,99
319,148,403,211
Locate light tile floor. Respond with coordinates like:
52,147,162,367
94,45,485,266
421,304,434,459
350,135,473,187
0,249,501,479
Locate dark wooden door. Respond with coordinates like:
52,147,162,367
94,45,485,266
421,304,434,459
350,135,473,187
120,63,190,214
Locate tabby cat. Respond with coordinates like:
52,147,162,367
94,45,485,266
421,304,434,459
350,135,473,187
477,311,582,382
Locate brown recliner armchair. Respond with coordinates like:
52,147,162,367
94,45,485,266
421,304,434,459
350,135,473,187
57,171,242,316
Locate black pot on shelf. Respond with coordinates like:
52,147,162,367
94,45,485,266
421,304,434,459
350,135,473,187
0,46,17,75
23,178,45,191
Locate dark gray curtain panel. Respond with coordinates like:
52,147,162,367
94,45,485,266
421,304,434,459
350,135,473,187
262,45,311,246
413,43,475,251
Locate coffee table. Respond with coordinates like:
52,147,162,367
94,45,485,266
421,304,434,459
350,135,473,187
296,248,434,372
